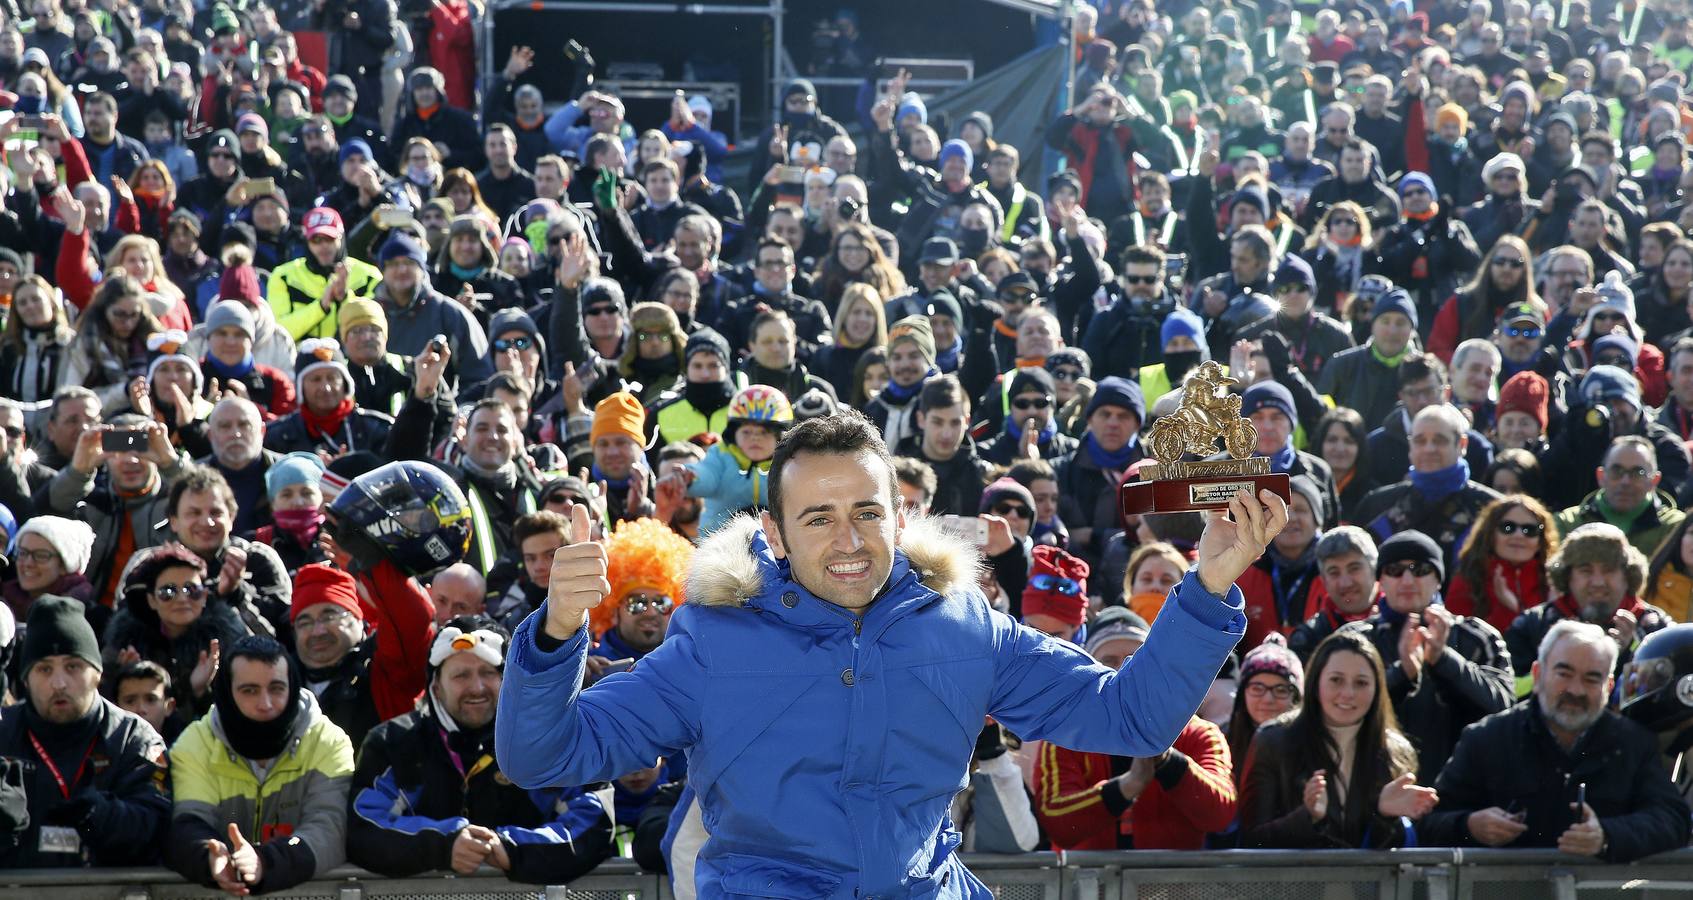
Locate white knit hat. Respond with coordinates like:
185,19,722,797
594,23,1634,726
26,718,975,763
14,516,96,575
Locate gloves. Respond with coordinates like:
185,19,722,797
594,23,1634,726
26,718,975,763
974,722,1007,761
593,168,619,212
1259,331,1292,378
42,794,94,829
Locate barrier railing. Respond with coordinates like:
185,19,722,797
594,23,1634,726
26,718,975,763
6,849,1693,900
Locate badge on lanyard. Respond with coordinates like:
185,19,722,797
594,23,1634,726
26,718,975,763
37,825,81,855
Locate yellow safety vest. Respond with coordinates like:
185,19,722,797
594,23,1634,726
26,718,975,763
466,483,537,575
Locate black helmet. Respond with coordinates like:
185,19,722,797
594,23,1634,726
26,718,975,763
1620,623,1693,733
327,461,471,579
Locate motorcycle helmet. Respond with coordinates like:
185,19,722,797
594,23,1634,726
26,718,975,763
1620,623,1693,733
723,384,794,446
327,461,471,578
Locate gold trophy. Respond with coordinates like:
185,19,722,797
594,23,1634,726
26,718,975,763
1120,361,1292,514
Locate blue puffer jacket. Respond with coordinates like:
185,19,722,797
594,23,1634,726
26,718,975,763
686,443,769,536
496,515,1246,898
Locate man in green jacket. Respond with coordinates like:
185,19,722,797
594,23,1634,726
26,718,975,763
1556,436,1687,558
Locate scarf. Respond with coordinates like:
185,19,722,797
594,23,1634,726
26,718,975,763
630,353,679,387
326,108,354,127
1083,432,1136,469
273,507,325,545
416,103,440,121
1596,493,1652,530
881,369,935,405
1267,536,1321,624
1006,414,1058,448
1405,203,1441,222
302,396,355,440
935,335,963,373
204,353,255,381
448,262,484,281
1375,593,1443,629
1370,343,1408,367
592,462,630,492
1262,436,1298,473
1408,458,1470,502
213,662,303,761
1166,350,1202,384
683,378,734,413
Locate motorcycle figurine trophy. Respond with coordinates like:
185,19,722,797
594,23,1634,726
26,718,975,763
1120,361,1291,515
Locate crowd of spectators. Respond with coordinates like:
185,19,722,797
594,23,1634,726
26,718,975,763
5,0,1693,892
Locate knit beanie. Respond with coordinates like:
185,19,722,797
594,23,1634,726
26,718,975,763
979,476,1037,515
1086,376,1146,421
379,232,429,269
1230,183,1271,220
266,451,327,496
488,307,548,366
888,316,937,368
1580,364,1642,411
1287,475,1324,519
925,289,964,325
1240,632,1305,696
1398,170,1436,198
290,563,364,623
1592,331,1640,368
146,330,204,393
581,277,628,315
337,298,388,342
1372,288,1419,329
295,338,354,389
896,91,928,125
1045,347,1092,379
938,139,974,173
1497,371,1550,429
591,392,646,446
339,139,374,165
21,595,102,673
1589,270,1637,326
1161,308,1206,349
1007,366,1056,402
684,327,732,367
1376,530,1445,582
1550,522,1647,598
1021,545,1090,627
1274,254,1316,291
13,516,95,575
1435,103,1469,132
1084,606,1150,661
1241,381,1296,425
205,300,255,341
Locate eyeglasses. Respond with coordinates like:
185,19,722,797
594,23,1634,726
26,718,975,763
1492,257,1526,269
14,548,59,565
625,595,675,616
153,582,208,601
1012,396,1052,411
1606,465,1653,481
637,331,673,343
1381,561,1437,578
1051,368,1083,381
993,502,1033,519
1496,520,1545,538
584,306,620,317
1124,274,1160,285
109,308,142,322
295,607,354,632
1504,325,1542,339
1028,573,1081,595
1328,217,1358,228
1244,682,1297,700
493,336,534,352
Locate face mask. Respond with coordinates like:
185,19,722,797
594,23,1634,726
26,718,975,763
272,507,325,542
13,94,42,115
407,163,436,186
1166,349,1203,383
956,228,991,257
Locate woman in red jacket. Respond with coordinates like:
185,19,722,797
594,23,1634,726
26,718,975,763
1445,494,1558,634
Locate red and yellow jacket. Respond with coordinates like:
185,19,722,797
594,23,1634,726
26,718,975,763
1035,716,1236,850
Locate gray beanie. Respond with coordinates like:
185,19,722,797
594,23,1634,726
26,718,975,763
205,300,256,340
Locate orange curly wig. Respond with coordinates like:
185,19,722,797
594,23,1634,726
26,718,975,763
589,518,695,639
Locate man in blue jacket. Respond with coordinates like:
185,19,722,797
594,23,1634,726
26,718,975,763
497,410,1286,898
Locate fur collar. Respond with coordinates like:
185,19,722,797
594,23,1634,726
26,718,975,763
686,514,981,608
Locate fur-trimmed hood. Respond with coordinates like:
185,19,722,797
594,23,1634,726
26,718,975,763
686,513,981,609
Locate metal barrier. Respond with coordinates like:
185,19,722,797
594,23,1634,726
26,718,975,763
6,849,1693,899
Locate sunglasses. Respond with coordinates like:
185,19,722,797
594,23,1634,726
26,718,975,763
1504,325,1542,339
1382,561,1437,579
1496,520,1545,538
993,502,1033,519
545,492,585,508
637,331,673,343
625,595,675,616
154,582,208,601
1051,368,1083,381
584,306,621,317
1012,397,1052,411
1491,257,1526,269
1028,573,1081,595
493,336,533,352
1276,283,1311,295
1328,217,1358,227
1124,274,1161,285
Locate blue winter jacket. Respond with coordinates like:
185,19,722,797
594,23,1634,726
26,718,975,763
496,515,1246,898
686,443,769,535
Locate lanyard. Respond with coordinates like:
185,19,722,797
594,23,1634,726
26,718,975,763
437,727,495,785
28,733,97,800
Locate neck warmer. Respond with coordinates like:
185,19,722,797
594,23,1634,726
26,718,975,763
326,108,354,127
416,103,440,121
117,468,161,501
1166,350,1202,384
592,462,630,492
21,700,100,764
448,262,485,281
1006,413,1058,447
881,370,936,405
1408,458,1471,501
1375,594,1441,629
273,507,325,545
214,667,303,761
464,458,520,493
302,396,355,440
305,251,342,278
935,335,964,373
1330,231,1364,248
1262,436,1298,473
1405,203,1441,222
631,353,679,386
684,378,734,414
1267,535,1322,623
1596,492,1652,529
204,353,255,380
1371,343,1409,367
1083,432,1137,469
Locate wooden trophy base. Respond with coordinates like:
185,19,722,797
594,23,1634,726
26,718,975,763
1120,459,1292,516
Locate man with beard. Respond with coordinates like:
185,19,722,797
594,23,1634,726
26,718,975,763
0,596,170,867
1424,620,1690,860
894,375,991,516
164,635,353,893
289,117,342,201
78,93,145,185
1507,523,1672,682
349,617,613,880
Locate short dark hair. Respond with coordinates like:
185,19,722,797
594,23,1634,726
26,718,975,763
50,386,100,421
892,456,937,506
641,157,679,181
919,374,967,412
1121,245,1166,270
109,659,172,695
225,635,290,675
1006,458,1056,486
658,441,706,465
512,510,571,547
482,372,532,402
468,396,518,428
768,410,895,523
168,465,238,521
756,237,795,261
486,123,516,142
1397,352,1446,389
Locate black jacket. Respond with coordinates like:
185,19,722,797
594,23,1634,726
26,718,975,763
0,699,171,867
1300,175,1401,234
347,705,614,883
1337,612,1514,784
1370,209,1483,334
894,434,993,518
1079,293,1169,382
263,407,396,457
1503,595,1671,679
1424,701,1691,861
1364,404,1496,488
1351,479,1503,577
1239,310,1356,382
1316,341,1416,432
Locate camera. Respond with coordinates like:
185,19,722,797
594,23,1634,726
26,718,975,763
836,196,863,223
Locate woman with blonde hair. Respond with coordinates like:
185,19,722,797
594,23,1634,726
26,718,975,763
813,282,887,398
1301,201,1372,320
1122,541,1189,624
1445,494,1559,634
105,235,194,332
619,302,688,404
0,275,77,403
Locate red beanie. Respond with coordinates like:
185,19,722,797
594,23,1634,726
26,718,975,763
218,264,262,306
1497,371,1549,430
1022,545,1090,627
290,563,365,623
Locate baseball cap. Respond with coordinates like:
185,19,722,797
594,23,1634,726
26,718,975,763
303,207,345,241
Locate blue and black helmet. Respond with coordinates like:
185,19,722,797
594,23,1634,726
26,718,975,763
327,461,471,579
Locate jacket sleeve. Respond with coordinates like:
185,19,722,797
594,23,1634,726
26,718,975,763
44,462,97,516
1594,727,1693,862
251,728,353,893
1033,740,1119,848
1424,718,1494,846
269,268,328,341
1158,720,1238,833
987,569,1245,758
500,784,617,885
1237,728,1320,848
55,226,99,311
966,752,1042,853
1184,176,1226,281
1427,295,1461,364
385,395,439,462
1427,624,1515,720
79,721,171,865
362,560,435,721
449,306,494,386
494,608,704,789
1051,250,1104,347
347,726,459,876
549,282,590,369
